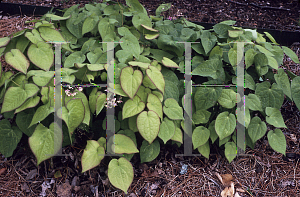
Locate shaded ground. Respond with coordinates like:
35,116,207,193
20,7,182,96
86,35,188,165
1,0,300,32
0,0,300,196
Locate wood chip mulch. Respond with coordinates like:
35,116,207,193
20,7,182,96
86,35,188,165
0,7,300,197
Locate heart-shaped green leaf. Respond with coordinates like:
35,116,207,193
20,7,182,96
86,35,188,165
265,107,287,128
274,68,292,100
147,93,163,121
163,98,184,120
255,81,284,110
5,49,29,74
171,127,183,144
161,57,179,68
1,84,39,113
81,140,105,173
96,93,107,116
111,134,139,154
215,111,236,140
57,98,85,134
132,13,152,32
267,129,286,156
245,94,263,111
248,116,267,143
282,46,299,64
108,157,134,194
16,108,36,136
25,29,44,44
194,87,222,110
29,122,62,165
0,119,23,157
192,110,211,124
122,95,145,120
120,66,143,99
137,110,160,144
140,139,160,163
158,117,175,144
146,65,165,94
225,142,237,163
197,141,210,159
218,89,238,109
0,37,10,47
192,126,210,149
200,31,217,54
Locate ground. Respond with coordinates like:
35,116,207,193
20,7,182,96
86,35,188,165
0,0,300,196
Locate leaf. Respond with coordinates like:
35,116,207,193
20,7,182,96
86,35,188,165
96,93,106,116
264,32,279,45
29,122,62,165
274,68,292,100
215,112,236,140
27,70,55,87
120,31,140,59
140,139,160,163
25,29,44,44
128,61,150,69
128,115,138,132
163,98,184,120
0,119,23,157
146,65,165,94
265,107,287,128
145,33,159,40
161,57,179,68
192,110,211,124
218,89,238,109
27,42,54,71
255,81,284,110
208,121,218,144
225,142,237,163
200,31,217,54
192,59,224,79
267,129,286,156
245,48,256,69
132,13,152,32
194,87,222,110
158,117,175,144
122,95,145,120
98,17,115,40
136,85,151,103
282,46,299,64
108,157,134,194
291,76,300,111
38,26,66,42
245,71,256,90
66,12,84,39
192,126,210,149
245,94,263,111
147,93,163,120
255,45,274,57
82,15,99,35
157,34,184,57
0,37,10,47
197,141,210,159
16,108,36,136
111,134,139,154
266,55,278,70
155,3,172,16
64,51,86,68
81,140,105,173
1,84,39,113
137,110,160,144
65,91,90,126
5,49,29,74
171,127,183,143
120,66,143,99
57,98,85,134
213,23,234,38
248,116,267,143
125,0,147,15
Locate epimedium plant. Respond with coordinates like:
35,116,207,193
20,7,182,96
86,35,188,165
0,0,300,194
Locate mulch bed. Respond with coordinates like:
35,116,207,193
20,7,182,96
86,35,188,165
0,0,300,196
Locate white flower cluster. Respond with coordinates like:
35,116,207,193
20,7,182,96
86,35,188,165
104,89,123,108
64,85,83,97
